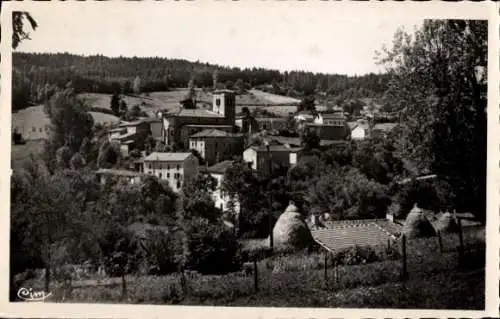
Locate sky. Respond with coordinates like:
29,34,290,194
14,2,426,76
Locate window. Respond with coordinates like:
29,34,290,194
177,181,181,189
177,165,180,170
39,127,43,132
167,164,170,170
159,173,162,179
32,127,36,132
215,98,221,107
167,173,170,178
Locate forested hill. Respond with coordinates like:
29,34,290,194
12,52,389,111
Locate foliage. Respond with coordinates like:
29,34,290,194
110,93,120,116
42,88,94,169
378,20,487,223
12,11,37,49
69,152,86,170
98,225,142,277
55,146,72,169
12,52,389,111
186,218,242,275
97,140,120,169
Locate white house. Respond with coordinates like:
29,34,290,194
243,145,303,172
206,160,241,215
142,152,199,192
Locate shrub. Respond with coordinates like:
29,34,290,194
187,218,242,274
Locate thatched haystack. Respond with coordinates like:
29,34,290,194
402,204,436,238
435,212,459,233
269,202,314,251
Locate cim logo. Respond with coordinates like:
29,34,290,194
17,287,52,301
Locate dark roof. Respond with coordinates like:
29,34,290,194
190,129,243,138
321,112,345,119
144,152,193,162
248,145,303,153
207,160,234,174
214,89,235,94
373,123,399,132
176,109,224,118
255,117,287,122
95,169,144,177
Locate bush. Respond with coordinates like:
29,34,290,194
187,218,242,274
332,245,383,266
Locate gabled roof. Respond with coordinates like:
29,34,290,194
143,152,193,162
207,160,234,174
95,168,144,177
176,109,224,118
190,129,242,138
248,145,303,153
321,112,345,119
373,123,399,132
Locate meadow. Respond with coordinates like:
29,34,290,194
23,226,484,309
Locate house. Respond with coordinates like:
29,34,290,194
108,119,152,156
243,145,303,172
351,123,370,140
162,90,236,149
189,129,244,166
304,123,349,141
314,112,346,126
95,168,145,185
142,152,199,192
206,160,241,215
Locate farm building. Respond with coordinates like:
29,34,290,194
141,152,199,192
189,129,244,166
162,90,236,149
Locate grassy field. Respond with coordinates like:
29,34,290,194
24,226,484,309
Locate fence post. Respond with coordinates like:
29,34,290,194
437,230,443,253
334,259,339,284
324,251,328,285
401,234,408,281
387,238,391,251
457,217,465,267
253,259,259,293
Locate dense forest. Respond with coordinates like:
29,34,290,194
12,52,390,112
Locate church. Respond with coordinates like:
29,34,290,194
161,90,237,150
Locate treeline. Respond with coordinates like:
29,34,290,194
12,52,389,111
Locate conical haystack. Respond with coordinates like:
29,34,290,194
435,212,459,233
402,204,436,238
269,202,314,251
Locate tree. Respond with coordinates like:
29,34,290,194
133,76,141,95
97,141,120,169
235,78,245,95
110,93,120,116
12,11,37,49
43,88,94,169
55,146,72,169
212,70,219,91
70,152,86,170
120,99,128,113
378,20,487,223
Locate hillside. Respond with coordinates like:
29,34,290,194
12,52,389,113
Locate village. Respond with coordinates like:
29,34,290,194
9,11,487,310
